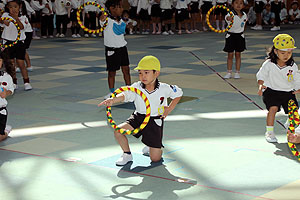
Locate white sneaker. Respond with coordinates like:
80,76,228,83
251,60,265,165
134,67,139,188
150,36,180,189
49,35,54,38
116,153,133,166
224,73,232,79
42,36,47,39
270,26,280,31
91,34,97,37
142,146,150,155
265,132,278,143
16,67,20,73
59,34,65,38
193,29,200,32
27,66,33,72
76,34,81,38
203,27,208,31
234,73,240,79
24,83,32,91
32,36,40,40
72,34,77,38
103,92,112,99
162,31,169,35
84,34,89,38
168,30,174,35
13,84,18,90
56,33,60,37
5,125,12,135
129,30,134,35
251,25,263,30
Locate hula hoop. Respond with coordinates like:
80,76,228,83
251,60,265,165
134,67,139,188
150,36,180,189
287,99,300,161
206,5,234,33
77,2,108,33
0,17,21,49
106,86,151,135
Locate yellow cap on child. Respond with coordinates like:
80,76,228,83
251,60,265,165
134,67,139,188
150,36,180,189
273,34,297,51
134,55,161,71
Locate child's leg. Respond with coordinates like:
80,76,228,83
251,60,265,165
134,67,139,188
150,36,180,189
108,70,116,91
25,52,31,68
227,52,234,72
152,21,156,34
17,59,30,83
149,147,162,162
0,132,8,142
114,122,134,152
267,106,278,126
121,65,131,86
235,52,241,72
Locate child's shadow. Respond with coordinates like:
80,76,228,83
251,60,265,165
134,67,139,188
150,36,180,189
273,142,300,162
108,161,197,200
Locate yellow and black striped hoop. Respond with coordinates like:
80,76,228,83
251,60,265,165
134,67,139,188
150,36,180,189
206,5,234,33
77,2,108,34
0,17,21,49
106,86,151,135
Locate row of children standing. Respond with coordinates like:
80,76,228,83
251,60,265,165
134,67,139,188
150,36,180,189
250,0,300,31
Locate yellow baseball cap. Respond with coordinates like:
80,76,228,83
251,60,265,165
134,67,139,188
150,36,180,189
134,55,161,71
273,34,296,51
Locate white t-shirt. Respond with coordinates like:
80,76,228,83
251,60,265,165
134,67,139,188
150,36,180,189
123,81,183,116
0,72,14,115
1,12,27,41
100,17,127,48
256,59,300,91
289,8,300,19
175,0,191,9
225,11,247,34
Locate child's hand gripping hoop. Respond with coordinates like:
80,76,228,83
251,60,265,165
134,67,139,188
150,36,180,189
0,17,21,49
206,5,234,33
106,86,151,135
288,99,300,161
77,2,108,33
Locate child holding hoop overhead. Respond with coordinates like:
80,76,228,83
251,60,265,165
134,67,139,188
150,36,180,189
1,0,32,90
99,0,131,99
257,34,299,143
223,0,247,79
99,55,183,166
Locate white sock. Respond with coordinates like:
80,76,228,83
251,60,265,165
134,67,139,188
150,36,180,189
266,126,274,134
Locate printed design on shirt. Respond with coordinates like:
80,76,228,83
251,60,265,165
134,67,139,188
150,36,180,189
241,19,246,27
107,50,114,56
287,70,293,82
170,85,177,92
113,22,126,35
0,81,7,91
158,97,165,115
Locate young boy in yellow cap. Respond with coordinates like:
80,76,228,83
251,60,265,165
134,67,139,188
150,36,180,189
256,33,299,143
98,55,183,166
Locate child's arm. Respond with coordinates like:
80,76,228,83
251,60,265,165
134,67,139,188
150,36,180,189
257,80,266,96
161,96,181,119
0,88,12,99
98,93,125,107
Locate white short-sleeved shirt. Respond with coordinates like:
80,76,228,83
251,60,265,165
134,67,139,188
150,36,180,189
123,81,183,116
0,72,14,115
256,59,300,91
100,17,127,48
1,12,27,41
225,11,247,34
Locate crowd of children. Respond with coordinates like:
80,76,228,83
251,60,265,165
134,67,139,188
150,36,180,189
250,0,300,31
